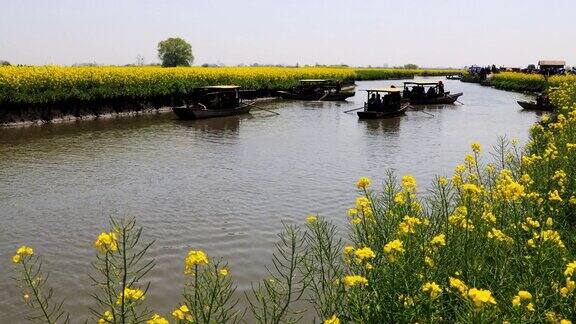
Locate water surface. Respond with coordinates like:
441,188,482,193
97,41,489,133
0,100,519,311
0,78,539,321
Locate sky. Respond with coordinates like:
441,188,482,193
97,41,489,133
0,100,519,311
1,0,575,68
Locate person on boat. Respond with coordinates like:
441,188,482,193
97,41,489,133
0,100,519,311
427,86,437,98
335,80,342,92
376,93,382,108
403,88,411,99
438,81,445,95
368,93,376,109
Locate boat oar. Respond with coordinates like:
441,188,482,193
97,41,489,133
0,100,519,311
343,107,365,114
317,90,331,101
456,100,464,105
406,104,435,118
244,101,280,115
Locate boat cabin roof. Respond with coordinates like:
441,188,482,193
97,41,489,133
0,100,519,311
403,81,439,86
202,85,241,90
300,79,330,83
366,87,402,93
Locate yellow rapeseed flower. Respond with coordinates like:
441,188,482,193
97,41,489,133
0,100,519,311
98,310,114,324
16,246,34,255
449,277,468,296
12,254,21,264
147,314,169,324
397,216,424,235
467,288,497,309
116,287,145,305
383,239,405,262
343,275,368,288
219,268,229,276
431,234,446,248
343,245,354,254
471,142,482,153
487,228,514,244
354,247,376,262
549,190,562,202
172,304,192,321
421,282,443,299
184,250,209,274
356,177,371,189
94,232,118,253
565,261,576,277
324,314,340,324
306,215,317,223
401,175,417,193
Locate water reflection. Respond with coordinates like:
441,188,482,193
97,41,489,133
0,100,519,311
359,116,402,135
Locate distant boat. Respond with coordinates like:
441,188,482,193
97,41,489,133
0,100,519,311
276,79,355,101
517,100,553,111
357,87,409,119
446,75,462,80
172,86,251,120
403,81,463,105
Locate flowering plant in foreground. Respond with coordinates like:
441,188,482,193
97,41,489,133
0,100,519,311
10,81,576,323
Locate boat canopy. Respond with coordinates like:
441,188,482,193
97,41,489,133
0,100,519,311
403,81,439,86
365,88,402,93
202,85,241,89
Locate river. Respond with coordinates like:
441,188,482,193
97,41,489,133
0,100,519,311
0,78,539,322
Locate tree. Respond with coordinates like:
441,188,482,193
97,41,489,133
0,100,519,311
0,60,10,66
404,64,418,69
157,37,194,67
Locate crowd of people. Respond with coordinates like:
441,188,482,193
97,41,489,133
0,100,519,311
367,88,402,111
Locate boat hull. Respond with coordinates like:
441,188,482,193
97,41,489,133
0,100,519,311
172,104,251,120
517,101,553,111
409,92,463,105
277,90,355,101
357,103,409,119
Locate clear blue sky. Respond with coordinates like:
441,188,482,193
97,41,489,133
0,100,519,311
1,0,574,67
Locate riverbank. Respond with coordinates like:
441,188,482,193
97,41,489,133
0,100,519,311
461,71,576,93
0,66,461,125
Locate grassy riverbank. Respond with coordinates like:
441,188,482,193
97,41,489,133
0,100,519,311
0,66,461,105
490,72,576,93
9,79,576,322
354,68,463,80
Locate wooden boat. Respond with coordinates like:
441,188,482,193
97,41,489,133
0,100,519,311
172,86,251,120
277,79,355,101
357,88,408,119
403,81,463,105
517,100,553,111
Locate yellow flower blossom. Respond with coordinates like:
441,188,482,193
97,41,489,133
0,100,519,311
565,261,576,277
324,314,340,324
570,196,576,205
16,246,34,255
344,246,354,254
147,314,169,324
471,142,481,153
481,211,496,223
438,177,449,186
424,256,434,267
397,216,424,235
219,268,229,276
495,169,525,201
347,208,358,217
95,232,118,253
172,304,192,321
394,192,406,204
306,215,317,223
421,282,442,299
383,239,405,262
356,177,371,189
431,234,446,248
351,217,362,225
354,247,376,262
467,288,497,309
12,254,21,264
98,311,114,324
116,287,145,305
549,190,562,202
462,183,482,197
449,277,468,296
184,250,209,274
487,228,514,244
448,206,474,230
401,175,417,193
343,275,368,287
560,277,575,297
